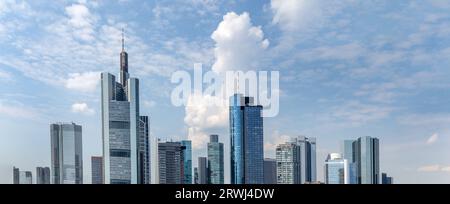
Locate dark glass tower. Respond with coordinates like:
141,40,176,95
207,135,224,184
230,94,264,184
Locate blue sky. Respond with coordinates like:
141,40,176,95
1,0,450,184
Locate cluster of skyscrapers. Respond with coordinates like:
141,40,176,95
11,33,393,185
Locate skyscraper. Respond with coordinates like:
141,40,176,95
101,31,147,184
51,122,83,184
382,173,393,184
194,167,199,184
181,140,192,184
341,140,357,184
198,157,208,184
230,94,264,184
151,138,159,184
292,136,317,183
158,142,185,184
13,167,32,184
36,167,50,184
91,156,103,184
324,153,351,184
353,136,380,184
207,135,224,184
139,116,150,184
276,142,301,184
263,158,277,184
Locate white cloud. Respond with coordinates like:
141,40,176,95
0,70,12,81
298,43,366,61
71,102,95,115
185,12,269,149
271,0,319,32
65,72,100,93
185,93,228,149
143,100,157,108
426,133,439,145
417,164,450,173
211,12,269,73
0,101,38,120
65,3,96,41
417,165,441,172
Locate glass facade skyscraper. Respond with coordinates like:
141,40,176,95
101,33,148,184
276,142,301,184
207,135,224,184
264,158,277,184
324,153,348,184
292,136,317,183
13,167,32,184
181,140,192,184
382,173,393,184
230,94,264,184
91,156,103,184
158,142,185,184
36,167,50,184
50,122,83,184
353,136,380,184
198,157,208,184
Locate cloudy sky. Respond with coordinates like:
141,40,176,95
2,0,450,184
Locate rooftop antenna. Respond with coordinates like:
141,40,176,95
121,28,125,51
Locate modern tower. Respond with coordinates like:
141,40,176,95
276,142,301,184
101,30,147,184
13,167,32,184
341,140,358,184
353,136,380,184
382,173,393,184
207,135,224,184
230,94,264,184
198,157,208,184
50,122,83,184
324,153,351,184
139,116,150,184
181,140,192,184
151,138,159,184
36,167,51,184
158,142,185,184
292,136,317,183
263,158,277,184
91,156,103,184
194,167,199,184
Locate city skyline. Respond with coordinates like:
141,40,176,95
2,0,450,184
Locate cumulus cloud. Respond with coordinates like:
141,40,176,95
65,3,96,41
211,12,269,73
185,12,269,149
65,72,100,93
426,133,439,145
71,102,95,115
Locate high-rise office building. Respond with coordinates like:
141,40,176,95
101,31,148,184
13,167,32,184
382,173,393,184
51,122,83,184
91,156,103,184
324,153,352,184
181,140,192,184
353,136,380,184
194,167,199,184
139,116,150,184
151,138,159,184
230,94,264,184
341,140,357,184
158,142,185,184
207,135,224,184
263,158,277,184
198,157,208,184
292,136,317,183
276,142,301,184
36,167,50,184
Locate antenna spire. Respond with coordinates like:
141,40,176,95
121,28,125,51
